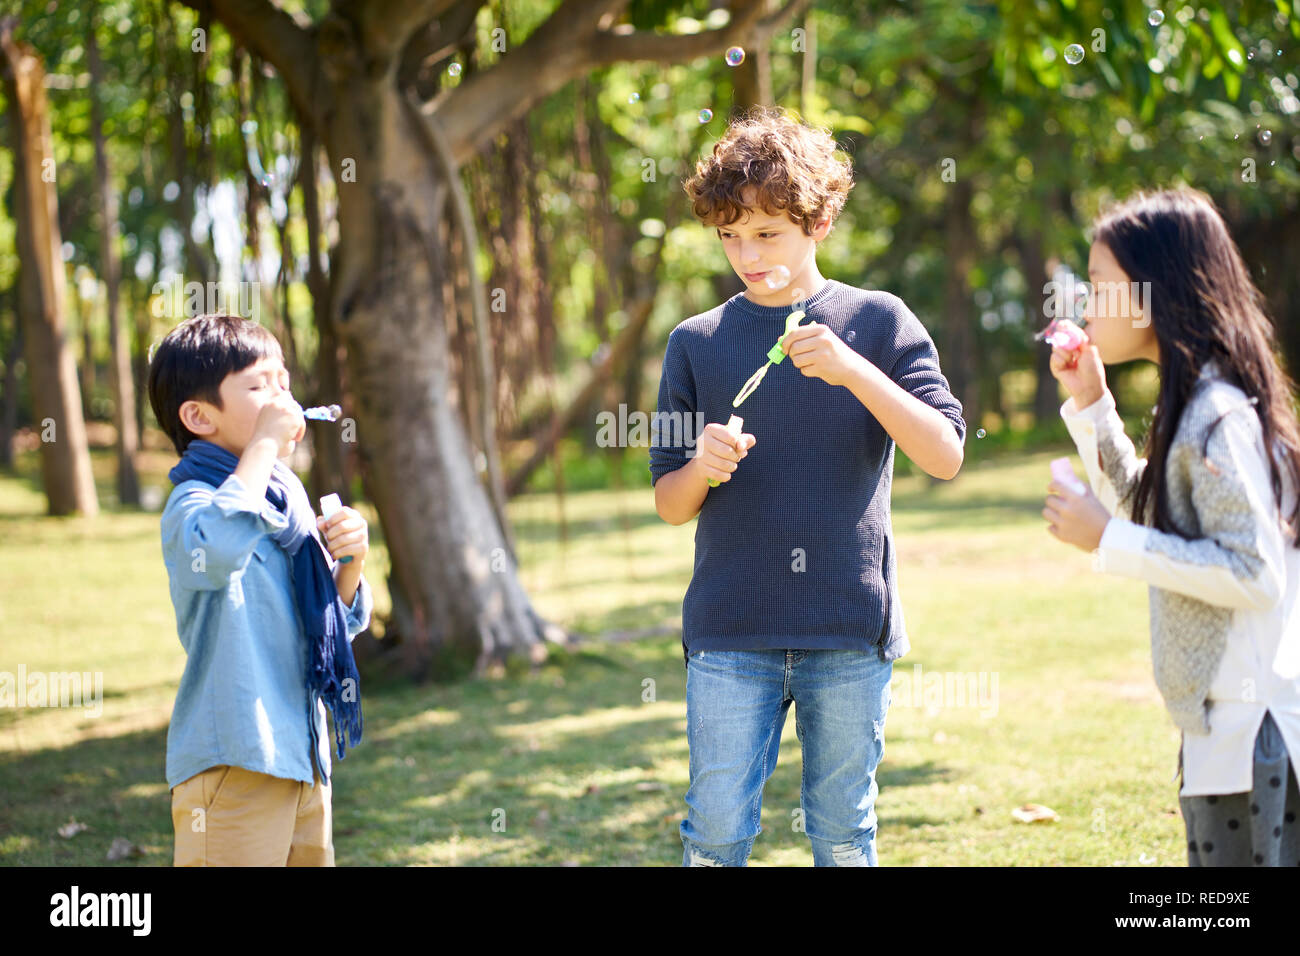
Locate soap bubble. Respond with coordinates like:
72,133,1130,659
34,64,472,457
1147,10,1164,26
725,47,745,67
698,108,713,124
1064,44,1085,65
976,428,987,439
1259,129,1273,145
628,92,640,103
762,264,791,290
448,62,462,77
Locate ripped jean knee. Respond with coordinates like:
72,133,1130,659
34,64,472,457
680,833,754,867
809,831,878,867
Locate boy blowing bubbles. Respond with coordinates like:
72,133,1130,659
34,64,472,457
650,107,966,866
148,315,371,866
172,340,369,592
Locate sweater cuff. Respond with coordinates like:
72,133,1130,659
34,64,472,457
1092,517,1148,576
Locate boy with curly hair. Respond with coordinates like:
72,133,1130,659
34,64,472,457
650,106,966,866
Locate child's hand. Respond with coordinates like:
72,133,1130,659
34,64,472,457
1049,343,1107,411
317,507,369,565
781,323,865,387
1043,480,1111,552
692,423,756,484
251,393,306,457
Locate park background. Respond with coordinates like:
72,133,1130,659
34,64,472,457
1,0,1297,865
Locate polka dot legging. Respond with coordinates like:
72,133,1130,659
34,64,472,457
1179,711,1300,867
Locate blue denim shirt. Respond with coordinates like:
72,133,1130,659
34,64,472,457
160,473,372,788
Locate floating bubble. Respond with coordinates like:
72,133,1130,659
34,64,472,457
448,62,462,77
762,264,792,290
1260,129,1273,145
1064,44,1085,66
976,428,987,439
725,46,745,67
698,108,713,124
628,92,640,103
1147,10,1164,26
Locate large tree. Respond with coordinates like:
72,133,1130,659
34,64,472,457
181,0,804,676
0,18,98,517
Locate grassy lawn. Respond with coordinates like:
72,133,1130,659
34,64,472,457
0,438,1182,866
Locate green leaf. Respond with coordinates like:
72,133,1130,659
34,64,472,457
1208,8,1246,72
1223,68,1241,101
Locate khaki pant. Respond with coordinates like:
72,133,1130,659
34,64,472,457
171,765,334,866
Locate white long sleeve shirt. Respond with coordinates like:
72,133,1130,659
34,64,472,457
1062,384,1300,796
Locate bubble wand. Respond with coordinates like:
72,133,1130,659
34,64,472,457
301,403,343,421
707,309,807,487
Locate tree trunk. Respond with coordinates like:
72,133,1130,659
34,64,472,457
0,21,98,516
87,10,141,506
75,276,94,422
799,12,816,113
1017,234,1059,426
300,123,350,507
324,80,561,676
943,176,979,430
161,2,211,286
132,288,149,443
1,291,21,468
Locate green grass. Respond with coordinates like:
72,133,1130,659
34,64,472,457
0,437,1183,866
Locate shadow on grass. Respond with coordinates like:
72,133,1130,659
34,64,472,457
0,639,966,866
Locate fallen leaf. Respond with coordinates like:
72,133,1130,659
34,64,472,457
634,782,668,792
106,837,143,861
57,820,88,839
1011,803,1059,824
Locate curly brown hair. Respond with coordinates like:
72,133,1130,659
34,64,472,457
683,106,854,236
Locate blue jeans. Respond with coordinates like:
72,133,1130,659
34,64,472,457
680,648,893,866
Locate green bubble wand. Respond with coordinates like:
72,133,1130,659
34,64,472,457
707,309,807,487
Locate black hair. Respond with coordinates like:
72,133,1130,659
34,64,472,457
146,314,284,454
1094,188,1300,543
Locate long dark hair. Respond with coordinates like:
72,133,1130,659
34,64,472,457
1093,187,1300,543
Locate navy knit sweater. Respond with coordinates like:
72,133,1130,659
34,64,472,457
649,279,966,661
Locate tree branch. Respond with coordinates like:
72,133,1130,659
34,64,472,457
349,0,463,60
592,0,810,66
434,0,804,164
177,0,322,131
398,0,485,95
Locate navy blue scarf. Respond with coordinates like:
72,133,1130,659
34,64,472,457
170,439,363,784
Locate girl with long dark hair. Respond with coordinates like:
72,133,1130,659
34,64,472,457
1044,187,1300,866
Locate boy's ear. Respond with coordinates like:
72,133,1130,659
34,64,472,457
812,216,833,241
178,399,217,437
